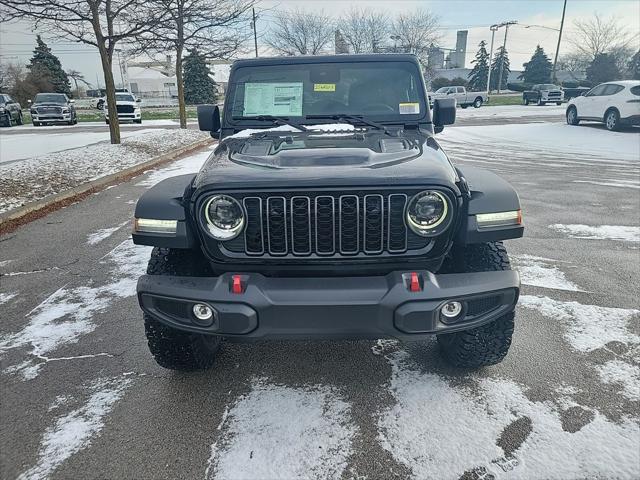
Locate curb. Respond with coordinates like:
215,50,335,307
0,137,213,233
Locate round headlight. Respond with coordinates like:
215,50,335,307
204,195,245,240
406,190,449,235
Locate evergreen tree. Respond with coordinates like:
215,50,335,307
490,46,510,91
519,45,552,84
467,40,490,91
627,50,640,80
27,36,71,95
586,53,620,84
183,50,217,105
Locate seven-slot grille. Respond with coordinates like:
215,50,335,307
218,192,435,258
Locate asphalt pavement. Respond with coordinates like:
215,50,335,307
1,118,639,480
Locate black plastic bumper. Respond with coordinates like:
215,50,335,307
137,270,520,340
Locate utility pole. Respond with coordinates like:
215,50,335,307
552,0,568,82
486,24,499,97
496,20,517,94
252,8,258,57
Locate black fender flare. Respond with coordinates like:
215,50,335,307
455,166,524,244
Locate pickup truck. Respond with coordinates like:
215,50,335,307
523,84,563,105
430,86,487,108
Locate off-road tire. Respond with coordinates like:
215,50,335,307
437,242,515,368
566,106,580,125
16,112,23,125
144,247,221,371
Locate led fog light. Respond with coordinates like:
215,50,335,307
192,303,214,321
441,301,463,319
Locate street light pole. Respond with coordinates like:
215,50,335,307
486,24,498,97
552,0,568,82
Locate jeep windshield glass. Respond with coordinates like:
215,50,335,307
34,93,66,104
227,61,427,125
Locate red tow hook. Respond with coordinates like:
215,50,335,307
232,275,243,294
409,272,421,292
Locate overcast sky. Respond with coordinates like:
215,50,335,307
1,0,638,88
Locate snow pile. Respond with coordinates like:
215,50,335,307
512,254,582,291
206,379,356,480
0,239,150,379
136,147,212,187
18,377,131,480
596,360,640,402
550,224,640,242
0,292,17,305
519,295,640,353
376,345,640,480
0,129,209,214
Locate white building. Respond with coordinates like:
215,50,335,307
128,66,178,99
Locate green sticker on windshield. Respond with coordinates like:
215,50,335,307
243,82,303,116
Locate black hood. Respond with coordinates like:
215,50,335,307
192,129,459,192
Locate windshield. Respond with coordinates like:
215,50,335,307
227,61,427,124
116,94,135,102
539,84,558,90
34,93,66,104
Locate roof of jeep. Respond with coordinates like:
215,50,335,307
230,53,420,69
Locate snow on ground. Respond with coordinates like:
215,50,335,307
512,255,582,291
0,292,17,304
550,224,640,242
440,123,639,162
18,376,132,480
0,129,209,214
456,103,565,119
376,343,640,480
0,129,178,164
206,379,355,480
0,239,150,379
519,295,640,353
4,119,196,134
86,221,129,245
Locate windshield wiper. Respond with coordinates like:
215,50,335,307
305,114,392,136
232,115,308,132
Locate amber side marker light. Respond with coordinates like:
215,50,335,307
133,218,178,234
476,210,522,230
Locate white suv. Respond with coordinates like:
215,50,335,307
566,80,640,131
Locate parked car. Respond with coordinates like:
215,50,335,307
103,92,142,124
562,86,590,101
430,86,487,108
132,54,524,372
522,84,563,105
0,94,23,127
29,93,77,126
566,80,640,131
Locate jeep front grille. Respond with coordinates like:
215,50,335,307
219,191,436,258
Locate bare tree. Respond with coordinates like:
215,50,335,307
391,9,442,63
266,9,334,56
570,13,638,59
556,52,590,81
337,8,389,53
0,0,156,144
66,69,90,96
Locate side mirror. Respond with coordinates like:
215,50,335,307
432,98,456,134
198,104,221,139
69,99,75,104
136,98,142,103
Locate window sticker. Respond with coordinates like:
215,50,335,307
314,83,336,92
243,82,303,116
399,102,420,114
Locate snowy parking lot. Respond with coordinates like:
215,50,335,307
1,116,639,479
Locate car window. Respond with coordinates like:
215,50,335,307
602,84,624,95
457,87,464,93
630,85,640,96
116,94,135,102
586,85,607,97
435,87,449,93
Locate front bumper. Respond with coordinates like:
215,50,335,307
137,270,520,340
32,113,72,122
106,112,141,121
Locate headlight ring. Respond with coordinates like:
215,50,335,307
203,194,245,240
406,190,450,236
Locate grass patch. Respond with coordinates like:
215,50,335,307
485,95,524,106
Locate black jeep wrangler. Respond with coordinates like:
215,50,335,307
133,54,523,370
